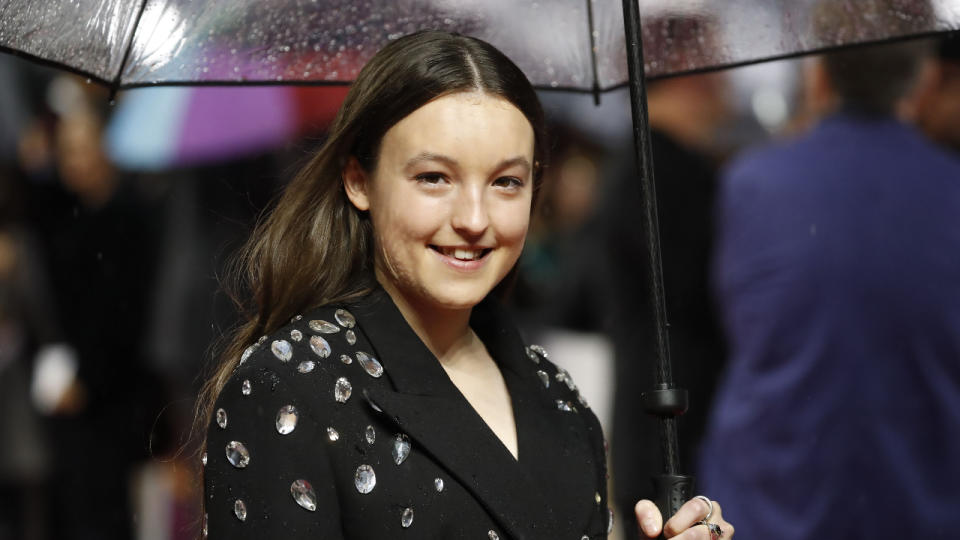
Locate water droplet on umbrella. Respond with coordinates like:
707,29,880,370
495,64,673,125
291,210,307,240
309,320,340,333
354,464,376,493
392,434,410,465
529,344,549,359
234,499,247,521
276,405,298,435
272,340,293,362
290,479,317,511
345,329,357,345
365,425,375,444
241,379,251,395
434,477,444,492
356,351,383,378
298,360,315,373
334,377,352,403
225,441,250,468
310,336,331,358
327,427,339,442
335,309,356,328
401,507,414,528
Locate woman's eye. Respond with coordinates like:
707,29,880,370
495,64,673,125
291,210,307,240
493,176,524,189
415,173,446,185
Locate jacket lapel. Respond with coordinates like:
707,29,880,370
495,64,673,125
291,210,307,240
350,289,564,539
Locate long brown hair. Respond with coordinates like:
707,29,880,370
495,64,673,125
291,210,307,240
193,31,546,452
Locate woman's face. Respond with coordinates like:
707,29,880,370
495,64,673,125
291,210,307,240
344,91,535,313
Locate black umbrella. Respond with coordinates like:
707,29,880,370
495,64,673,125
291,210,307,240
3,0,958,524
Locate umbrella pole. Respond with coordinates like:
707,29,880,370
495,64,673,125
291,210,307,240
619,0,694,523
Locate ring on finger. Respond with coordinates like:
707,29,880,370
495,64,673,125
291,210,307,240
693,495,714,521
698,519,723,540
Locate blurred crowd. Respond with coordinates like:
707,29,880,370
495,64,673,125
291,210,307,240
1,25,959,540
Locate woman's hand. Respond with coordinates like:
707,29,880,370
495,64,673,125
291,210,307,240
634,497,734,539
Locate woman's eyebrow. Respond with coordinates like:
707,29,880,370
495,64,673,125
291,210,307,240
404,152,531,172
404,152,458,170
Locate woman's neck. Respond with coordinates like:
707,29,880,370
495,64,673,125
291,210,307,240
376,276,476,365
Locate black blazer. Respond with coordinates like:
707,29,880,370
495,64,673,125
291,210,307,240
204,288,610,539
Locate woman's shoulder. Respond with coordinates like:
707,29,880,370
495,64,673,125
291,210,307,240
211,303,378,424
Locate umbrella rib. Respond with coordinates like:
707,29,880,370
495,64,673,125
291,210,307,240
111,0,150,101
584,0,602,106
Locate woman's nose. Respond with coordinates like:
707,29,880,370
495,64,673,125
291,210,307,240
450,186,489,239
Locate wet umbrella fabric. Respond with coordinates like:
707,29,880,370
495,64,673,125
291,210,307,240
1,0,958,93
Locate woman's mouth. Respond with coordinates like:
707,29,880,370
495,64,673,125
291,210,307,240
429,245,493,265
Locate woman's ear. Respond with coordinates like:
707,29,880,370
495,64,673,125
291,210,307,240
342,156,371,211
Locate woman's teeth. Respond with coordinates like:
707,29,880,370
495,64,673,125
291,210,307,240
436,247,485,261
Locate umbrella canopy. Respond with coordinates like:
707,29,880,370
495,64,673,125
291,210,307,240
1,0,958,94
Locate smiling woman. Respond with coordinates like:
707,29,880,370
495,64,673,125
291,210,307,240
195,30,731,540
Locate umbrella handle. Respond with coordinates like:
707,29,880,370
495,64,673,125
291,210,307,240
652,474,695,536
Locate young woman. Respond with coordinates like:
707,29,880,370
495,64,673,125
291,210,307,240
199,31,732,540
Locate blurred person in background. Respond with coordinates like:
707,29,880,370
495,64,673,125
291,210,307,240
915,32,960,154
0,159,57,540
25,76,163,540
604,14,731,539
699,2,960,537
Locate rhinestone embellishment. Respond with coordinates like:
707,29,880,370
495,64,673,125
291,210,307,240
276,405,298,435
354,464,376,494
297,360,315,373
392,434,411,465
356,351,384,378
309,335,331,358
401,507,414,528
525,346,540,364
365,425,376,444
201,452,207,466
327,427,339,442
488,531,500,540
537,370,550,388
309,319,340,333
271,339,293,362
290,329,303,342
216,408,228,429
340,354,352,365
291,479,317,511
334,377,352,403
240,344,257,365
434,477,444,492
345,329,357,345
234,499,247,521
225,441,250,468
241,379,251,395
335,308,356,328
556,400,575,412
